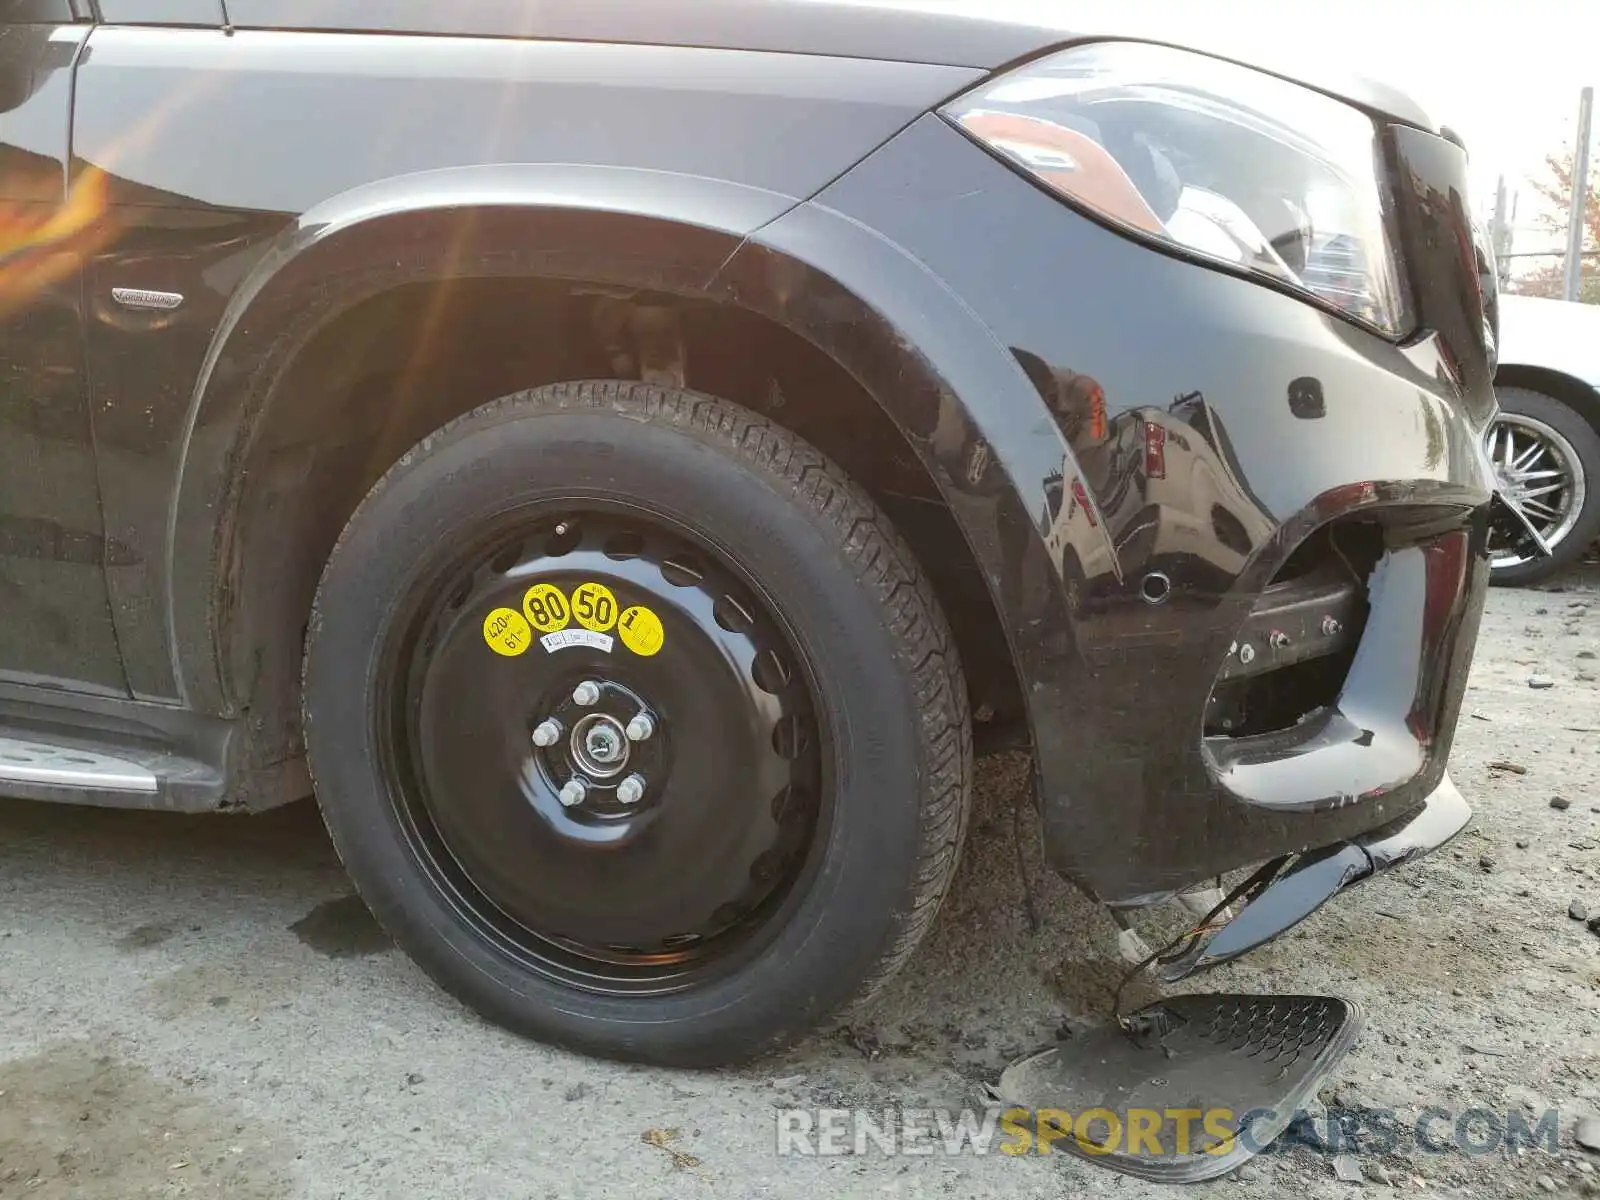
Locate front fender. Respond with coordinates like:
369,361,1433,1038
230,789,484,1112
170,165,794,714
169,164,1103,729
716,200,1117,775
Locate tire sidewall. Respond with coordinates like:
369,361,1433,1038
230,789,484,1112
305,389,937,1063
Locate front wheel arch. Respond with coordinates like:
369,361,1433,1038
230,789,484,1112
180,209,1044,800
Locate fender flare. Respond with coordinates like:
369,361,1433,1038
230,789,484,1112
168,164,1110,764
168,164,796,711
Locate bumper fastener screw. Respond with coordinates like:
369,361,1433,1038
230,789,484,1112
1238,643,1256,666
1321,616,1341,637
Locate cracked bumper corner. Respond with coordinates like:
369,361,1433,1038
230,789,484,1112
1160,773,1471,981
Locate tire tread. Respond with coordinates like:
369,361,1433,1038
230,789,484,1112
304,378,973,1053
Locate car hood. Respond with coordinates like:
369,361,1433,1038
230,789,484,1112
298,0,1438,131
590,0,1438,130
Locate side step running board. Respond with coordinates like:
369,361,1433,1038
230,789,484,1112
0,735,159,795
0,689,247,811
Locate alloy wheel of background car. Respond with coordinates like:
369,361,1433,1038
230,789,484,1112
1489,415,1584,554
1486,386,1600,586
301,381,972,1065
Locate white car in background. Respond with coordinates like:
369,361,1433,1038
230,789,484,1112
1489,294,1600,584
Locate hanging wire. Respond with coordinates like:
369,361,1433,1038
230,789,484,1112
1112,855,1292,1032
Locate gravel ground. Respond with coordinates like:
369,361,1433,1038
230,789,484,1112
1,567,1597,1199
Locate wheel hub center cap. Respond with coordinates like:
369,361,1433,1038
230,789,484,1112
571,712,630,778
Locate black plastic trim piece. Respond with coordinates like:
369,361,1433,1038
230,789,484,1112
1161,772,1470,979
0,682,241,811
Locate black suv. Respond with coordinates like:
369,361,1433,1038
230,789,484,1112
0,1,1525,1069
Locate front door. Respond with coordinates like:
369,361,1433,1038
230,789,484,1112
0,7,127,694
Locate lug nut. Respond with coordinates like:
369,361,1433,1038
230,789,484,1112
625,713,655,742
531,719,562,748
616,774,646,805
558,778,588,808
572,680,601,707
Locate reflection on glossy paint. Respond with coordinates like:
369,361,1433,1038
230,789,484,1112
1020,349,1275,612
0,22,1503,902
0,165,118,317
0,21,130,694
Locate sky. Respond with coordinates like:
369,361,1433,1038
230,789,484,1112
905,0,1600,253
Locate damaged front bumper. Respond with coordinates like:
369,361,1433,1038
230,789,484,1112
1159,772,1471,980
784,74,1534,1192
797,113,1513,907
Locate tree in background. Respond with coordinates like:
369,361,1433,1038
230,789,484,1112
1510,143,1600,303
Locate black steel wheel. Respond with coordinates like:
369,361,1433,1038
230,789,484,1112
303,381,971,1065
383,510,826,991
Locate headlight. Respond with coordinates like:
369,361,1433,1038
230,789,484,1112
941,41,1412,337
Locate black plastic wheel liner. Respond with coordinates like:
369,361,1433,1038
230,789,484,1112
993,994,1363,1183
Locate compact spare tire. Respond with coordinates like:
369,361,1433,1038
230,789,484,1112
1486,385,1600,586
302,381,972,1065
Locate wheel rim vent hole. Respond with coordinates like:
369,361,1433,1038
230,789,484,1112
603,532,644,561
772,715,809,760
770,784,796,821
714,594,754,633
661,555,704,587
545,523,582,557
751,649,791,694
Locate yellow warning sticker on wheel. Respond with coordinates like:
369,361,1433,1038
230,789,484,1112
482,607,532,656
522,583,571,633
571,581,618,632
617,605,665,657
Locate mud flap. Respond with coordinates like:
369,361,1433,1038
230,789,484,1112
993,994,1362,1182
